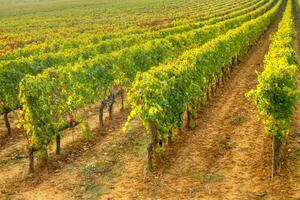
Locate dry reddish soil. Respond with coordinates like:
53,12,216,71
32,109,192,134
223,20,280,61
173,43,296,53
1,4,300,200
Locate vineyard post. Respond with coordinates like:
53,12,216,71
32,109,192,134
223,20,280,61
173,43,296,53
3,108,11,136
120,89,124,112
227,62,231,79
99,101,105,127
211,81,216,97
177,112,183,134
222,66,226,84
206,90,211,102
159,138,163,148
272,136,281,177
220,70,224,85
217,73,222,88
212,81,216,96
168,130,172,146
186,109,195,129
56,134,61,155
224,66,228,82
186,110,192,128
228,59,234,77
226,67,229,80
147,121,158,171
28,147,36,173
108,94,115,120
215,74,220,92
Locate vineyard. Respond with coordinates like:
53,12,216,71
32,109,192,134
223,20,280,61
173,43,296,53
0,0,300,199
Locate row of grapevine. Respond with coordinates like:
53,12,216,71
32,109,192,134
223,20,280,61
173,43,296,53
1,0,263,62
125,0,282,170
247,0,298,176
0,0,274,130
17,0,278,172
0,0,270,146
0,0,246,57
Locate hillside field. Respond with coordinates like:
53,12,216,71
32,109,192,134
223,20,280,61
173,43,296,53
1,0,300,199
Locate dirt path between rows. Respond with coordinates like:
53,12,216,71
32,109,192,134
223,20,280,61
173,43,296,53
1,110,147,200
0,101,148,199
